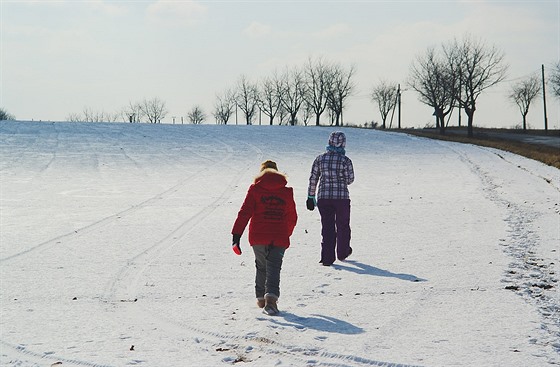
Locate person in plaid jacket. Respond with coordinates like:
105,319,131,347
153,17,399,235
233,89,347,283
307,131,355,266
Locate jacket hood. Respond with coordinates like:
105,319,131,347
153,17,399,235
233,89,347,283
328,131,346,148
254,169,288,189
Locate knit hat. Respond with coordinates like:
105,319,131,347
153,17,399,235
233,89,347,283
260,160,278,171
328,131,346,148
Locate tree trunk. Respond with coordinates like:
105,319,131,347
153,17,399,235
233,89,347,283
438,115,446,135
466,111,474,137
335,113,341,126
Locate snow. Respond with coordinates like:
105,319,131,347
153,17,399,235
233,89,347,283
1,120,559,367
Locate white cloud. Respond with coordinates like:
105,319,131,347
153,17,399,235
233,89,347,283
312,23,351,39
88,0,128,17
146,0,207,27
243,21,272,38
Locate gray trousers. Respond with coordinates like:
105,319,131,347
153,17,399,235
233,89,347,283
252,244,285,299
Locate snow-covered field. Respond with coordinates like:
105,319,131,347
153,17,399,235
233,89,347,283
1,120,558,367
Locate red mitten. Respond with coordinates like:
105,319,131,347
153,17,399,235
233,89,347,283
232,243,242,255
232,234,242,255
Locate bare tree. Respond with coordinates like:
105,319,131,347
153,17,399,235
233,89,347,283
279,66,307,126
444,35,508,137
235,75,259,125
549,61,560,99
140,97,168,124
82,107,101,122
300,100,314,126
509,75,540,130
213,89,236,125
187,105,206,124
304,57,333,126
75,107,117,122
277,105,288,126
122,101,144,123
66,113,82,122
326,63,355,126
371,79,399,129
110,113,120,122
0,108,15,121
257,74,282,125
409,47,458,134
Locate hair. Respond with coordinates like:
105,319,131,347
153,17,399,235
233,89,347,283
260,160,278,171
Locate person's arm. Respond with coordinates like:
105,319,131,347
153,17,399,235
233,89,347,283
286,188,298,236
345,157,355,185
307,156,321,210
232,185,255,236
308,156,321,197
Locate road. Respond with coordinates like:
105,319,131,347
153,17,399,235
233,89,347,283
419,128,560,149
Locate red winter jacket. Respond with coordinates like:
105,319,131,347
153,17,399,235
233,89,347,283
232,169,298,248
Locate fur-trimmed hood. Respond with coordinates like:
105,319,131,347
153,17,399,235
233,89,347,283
254,168,288,189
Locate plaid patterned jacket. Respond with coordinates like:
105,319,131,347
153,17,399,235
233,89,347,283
308,151,354,200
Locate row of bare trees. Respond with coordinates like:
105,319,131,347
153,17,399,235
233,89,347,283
371,34,560,135
213,58,355,126
409,34,508,137
67,98,168,124
3,35,560,128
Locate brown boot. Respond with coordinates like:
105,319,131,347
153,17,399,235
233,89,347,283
256,297,265,308
263,294,279,316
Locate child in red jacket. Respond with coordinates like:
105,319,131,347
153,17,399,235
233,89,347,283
232,160,298,315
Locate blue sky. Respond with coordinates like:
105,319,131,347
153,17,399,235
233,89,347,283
2,0,559,128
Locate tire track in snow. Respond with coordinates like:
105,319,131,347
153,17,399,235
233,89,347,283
0,340,114,367
0,136,235,264
99,135,425,367
98,136,423,367
115,303,423,367
0,136,258,367
0,173,204,264
444,143,560,362
0,122,59,174
102,138,263,303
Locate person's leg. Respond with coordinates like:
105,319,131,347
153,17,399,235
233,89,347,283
317,199,337,265
264,244,285,298
252,245,267,306
263,244,285,315
335,199,352,261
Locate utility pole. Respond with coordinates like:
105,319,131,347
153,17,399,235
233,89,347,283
389,85,399,129
397,84,401,129
541,64,549,132
457,77,462,127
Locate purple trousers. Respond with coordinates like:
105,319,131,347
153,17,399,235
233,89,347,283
317,199,351,265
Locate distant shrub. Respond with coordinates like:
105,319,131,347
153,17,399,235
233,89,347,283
0,108,15,121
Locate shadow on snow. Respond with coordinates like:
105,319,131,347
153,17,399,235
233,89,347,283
333,260,427,282
262,312,365,334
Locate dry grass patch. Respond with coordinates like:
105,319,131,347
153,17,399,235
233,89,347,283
397,128,560,170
